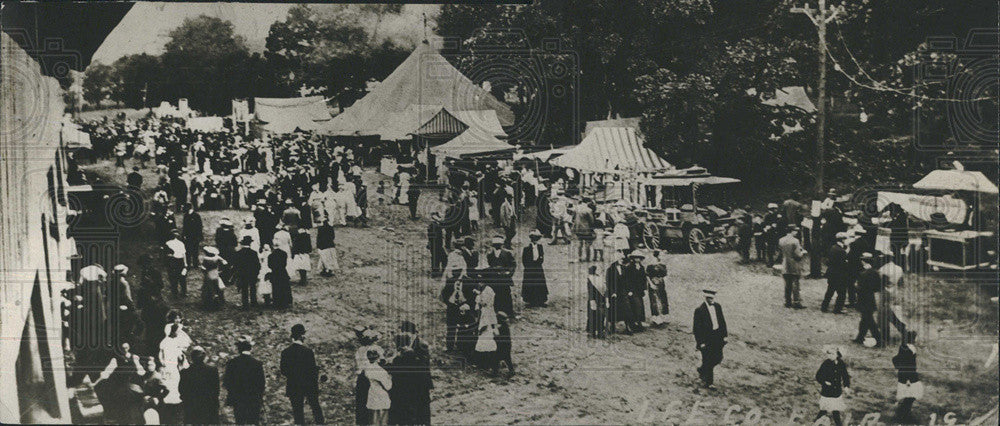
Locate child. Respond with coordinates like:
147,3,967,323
365,349,392,425
468,191,480,231
494,312,515,376
815,346,850,426
257,245,273,306
892,339,923,423
376,181,387,205
592,228,607,262
455,304,477,358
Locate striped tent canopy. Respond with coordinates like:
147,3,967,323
319,40,514,136
430,129,515,159
254,96,332,134
550,127,673,174
376,105,457,140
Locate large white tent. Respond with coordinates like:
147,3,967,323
429,129,515,159
320,40,513,136
550,127,672,174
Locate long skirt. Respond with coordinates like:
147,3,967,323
818,396,847,412
355,374,371,425
521,269,548,306
271,274,292,308
896,381,924,400
586,300,607,337
318,247,339,271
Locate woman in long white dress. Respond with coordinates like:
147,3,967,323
343,180,362,218
327,184,347,226
397,170,411,205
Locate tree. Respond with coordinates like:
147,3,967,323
110,53,161,109
160,15,252,114
82,62,116,106
264,4,410,103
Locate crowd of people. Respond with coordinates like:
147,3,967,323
61,113,936,425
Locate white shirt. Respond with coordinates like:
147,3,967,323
530,243,540,261
165,239,186,259
706,302,719,330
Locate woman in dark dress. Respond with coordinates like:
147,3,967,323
387,333,433,425
586,265,608,338
268,248,293,308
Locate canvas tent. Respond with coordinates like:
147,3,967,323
550,127,673,174
761,86,817,112
913,170,999,194
320,40,514,136
375,104,465,140
583,116,642,138
430,129,515,159
254,96,332,134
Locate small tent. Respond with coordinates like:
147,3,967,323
913,170,999,194
254,96,332,134
429,129,515,159
550,127,672,174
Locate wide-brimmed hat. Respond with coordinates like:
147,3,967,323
529,229,542,240
491,236,504,245
203,246,220,256
702,289,717,296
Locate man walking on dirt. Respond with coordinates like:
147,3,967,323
693,289,727,389
779,226,807,309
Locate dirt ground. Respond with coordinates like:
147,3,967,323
85,161,998,425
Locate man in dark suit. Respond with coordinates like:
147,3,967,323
605,250,632,335
355,178,369,227
181,203,203,267
693,289,728,388
223,337,265,424
280,324,325,425
231,236,261,309
624,252,648,331
822,232,850,313
427,212,447,277
178,346,220,424
486,236,517,317
853,252,882,346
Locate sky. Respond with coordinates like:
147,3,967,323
91,2,440,65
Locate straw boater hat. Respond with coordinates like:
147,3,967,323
220,218,233,228
702,288,717,297
203,246,220,256
491,236,504,246
767,203,778,209
113,264,129,275
529,229,542,240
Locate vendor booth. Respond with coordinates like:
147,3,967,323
882,168,998,271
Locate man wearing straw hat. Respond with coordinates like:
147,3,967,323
822,232,850,314
693,288,728,388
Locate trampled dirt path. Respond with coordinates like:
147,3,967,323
89,163,997,424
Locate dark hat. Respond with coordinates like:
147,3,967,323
529,229,542,240
240,235,254,245
400,320,417,334
702,289,717,296
929,212,948,227
291,323,306,338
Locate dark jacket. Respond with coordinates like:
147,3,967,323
291,231,312,256
521,243,545,269
856,268,881,312
693,302,728,349
316,224,336,249
892,345,920,384
815,359,850,397
280,343,320,396
222,353,265,407
182,212,203,243
231,247,261,285
826,243,849,281
178,362,220,424
624,262,647,294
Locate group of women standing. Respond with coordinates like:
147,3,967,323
354,324,433,425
